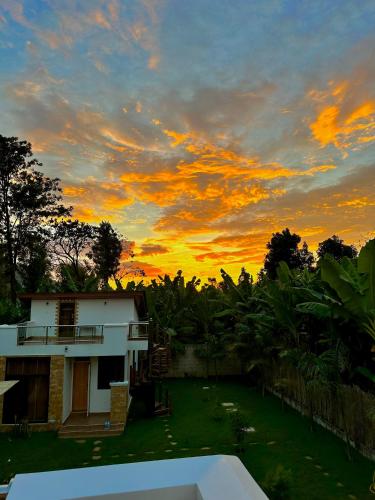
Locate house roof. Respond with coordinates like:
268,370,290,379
18,291,148,318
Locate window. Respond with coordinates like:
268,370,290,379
3,357,50,424
58,301,76,337
97,356,124,390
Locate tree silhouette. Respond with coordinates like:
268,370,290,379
317,235,357,261
51,219,95,284
263,228,303,279
299,241,315,271
0,135,70,301
91,221,123,288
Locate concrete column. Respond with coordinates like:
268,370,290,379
0,357,6,424
110,381,129,425
48,356,65,428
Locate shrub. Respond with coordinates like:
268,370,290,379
211,402,224,422
229,410,248,451
262,465,292,500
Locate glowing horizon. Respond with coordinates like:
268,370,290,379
0,1,374,282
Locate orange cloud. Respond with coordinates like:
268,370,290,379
337,197,375,208
138,243,169,256
309,80,375,150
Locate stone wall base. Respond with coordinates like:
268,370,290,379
110,382,129,425
0,423,54,433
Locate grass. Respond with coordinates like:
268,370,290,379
0,378,374,499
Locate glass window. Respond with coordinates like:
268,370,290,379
97,356,124,390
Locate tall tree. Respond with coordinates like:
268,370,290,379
51,219,95,284
317,235,357,261
263,228,302,279
90,221,122,288
18,233,52,292
299,241,315,271
0,135,70,301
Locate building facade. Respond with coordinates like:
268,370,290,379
0,291,148,434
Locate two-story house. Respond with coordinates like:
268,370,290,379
0,291,149,437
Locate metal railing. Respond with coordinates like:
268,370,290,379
16,324,105,345
16,322,149,345
128,321,149,340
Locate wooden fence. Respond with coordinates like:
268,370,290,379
266,362,375,460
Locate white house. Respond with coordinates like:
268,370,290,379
0,291,149,436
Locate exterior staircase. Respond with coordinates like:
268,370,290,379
58,422,124,439
149,344,170,378
58,412,124,439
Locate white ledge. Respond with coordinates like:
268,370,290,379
110,381,129,387
6,455,268,500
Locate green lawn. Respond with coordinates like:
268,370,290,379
0,379,373,499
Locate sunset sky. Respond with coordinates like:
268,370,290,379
0,0,374,281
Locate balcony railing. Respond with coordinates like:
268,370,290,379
128,321,149,340
16,321,149,346
17,323,105,345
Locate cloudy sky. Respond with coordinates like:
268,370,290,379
0,0,374,281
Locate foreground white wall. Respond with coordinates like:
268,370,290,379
6,455,268,500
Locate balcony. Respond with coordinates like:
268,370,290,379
128,321,149,341
16,321,149,346
17,323,105,345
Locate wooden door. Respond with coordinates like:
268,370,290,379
58,301,76,337
72,361,89,413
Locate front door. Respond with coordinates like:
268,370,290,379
58,301,76,337
72,361,89,413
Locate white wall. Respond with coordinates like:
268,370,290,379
30,298,137,326
77,299,137,325
89,357,111,413
30,300,57,325
62,358,73,422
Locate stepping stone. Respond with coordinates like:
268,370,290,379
336,482,344,488
267,441,276,445
221,402,234,407
226,408,238,412
165,449,172,453
201,447,211,450
180,448,189,451
75,440,86,444
314,465,322,470
92,455,101,460
94,440,102,445
93,447,101,452
167,434,173,439
242,427,255,433
171,442,177,445
202,387,210,390
127,453,135,457
82,462,89,465
323,472,329,477
305,456,313,460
